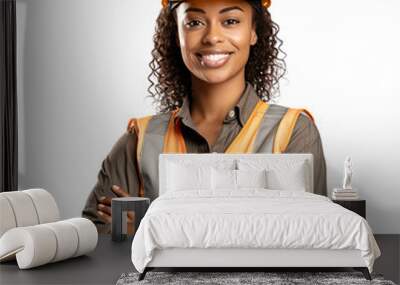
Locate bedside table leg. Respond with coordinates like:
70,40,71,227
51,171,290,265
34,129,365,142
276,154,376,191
111,201,123,241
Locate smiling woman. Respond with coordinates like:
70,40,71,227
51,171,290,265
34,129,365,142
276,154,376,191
149,0,285,112
82,0,327,234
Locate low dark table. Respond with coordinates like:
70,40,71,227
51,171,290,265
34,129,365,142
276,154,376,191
112,197,150,241
0,235,134,285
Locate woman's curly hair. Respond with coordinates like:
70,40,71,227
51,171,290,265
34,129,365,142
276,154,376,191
146,1,287,114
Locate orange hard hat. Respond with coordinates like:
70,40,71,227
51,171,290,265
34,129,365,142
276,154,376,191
161,0,271,10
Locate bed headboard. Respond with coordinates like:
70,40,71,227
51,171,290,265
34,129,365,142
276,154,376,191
158,152,314,195
158,153,314,195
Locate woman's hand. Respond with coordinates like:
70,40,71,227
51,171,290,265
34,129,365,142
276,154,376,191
97,185,135,235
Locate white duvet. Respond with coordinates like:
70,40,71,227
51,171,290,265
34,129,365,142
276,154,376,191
131,189,381,273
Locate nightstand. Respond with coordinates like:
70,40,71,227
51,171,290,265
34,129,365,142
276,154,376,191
332,199,366,219
111,197,150,241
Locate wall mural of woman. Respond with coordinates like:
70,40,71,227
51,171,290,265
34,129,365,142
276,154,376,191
82,0,327,234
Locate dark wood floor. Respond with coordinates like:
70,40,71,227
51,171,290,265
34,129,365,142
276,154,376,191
373,234,400,284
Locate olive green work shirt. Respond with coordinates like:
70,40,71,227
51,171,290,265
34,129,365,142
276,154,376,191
82,82,327,234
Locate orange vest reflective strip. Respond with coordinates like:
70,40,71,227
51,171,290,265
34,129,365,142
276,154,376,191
163,109,187,153
127,115,152,197
272,108,315,154
224,100,269,153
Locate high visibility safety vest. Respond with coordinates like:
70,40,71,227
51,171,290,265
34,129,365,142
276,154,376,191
127,100,314,200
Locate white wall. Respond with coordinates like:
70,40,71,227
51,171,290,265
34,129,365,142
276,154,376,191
17,0,400,233
273,0,400,234
16,0,158,220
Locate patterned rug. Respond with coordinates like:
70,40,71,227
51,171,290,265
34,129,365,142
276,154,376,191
116,271,396,285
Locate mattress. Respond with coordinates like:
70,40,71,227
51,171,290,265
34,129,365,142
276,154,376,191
131,189,381,273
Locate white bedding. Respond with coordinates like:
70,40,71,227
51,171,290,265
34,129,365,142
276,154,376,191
131,189,381,273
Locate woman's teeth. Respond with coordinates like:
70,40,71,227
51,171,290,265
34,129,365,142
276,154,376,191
203,53,229,61
199,53,232,68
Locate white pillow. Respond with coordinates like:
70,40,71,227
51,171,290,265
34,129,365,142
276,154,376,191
211,168,268,190
236,169,268,189
266,161,307,191
167,162,212,191
211,159,237,171
212,168,237,190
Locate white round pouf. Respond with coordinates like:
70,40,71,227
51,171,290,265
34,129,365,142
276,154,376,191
65,218,98,257
0,218,98,269
0,226,57,269
42,221,79,262
0,189,98,269
0,192,39,227
0,196,17,237
23,188,60,224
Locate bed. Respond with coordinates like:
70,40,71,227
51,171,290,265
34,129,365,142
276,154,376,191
130,153,381,281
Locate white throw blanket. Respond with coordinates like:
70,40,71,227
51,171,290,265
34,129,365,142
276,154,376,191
131,189,381,273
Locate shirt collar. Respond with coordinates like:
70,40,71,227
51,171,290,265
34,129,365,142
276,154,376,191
174,81,261,129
